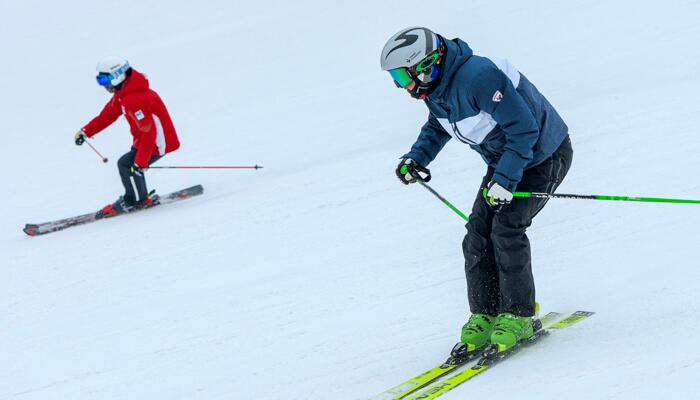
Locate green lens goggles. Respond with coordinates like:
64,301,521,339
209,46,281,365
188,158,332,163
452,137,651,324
388,67,413,88
388,51,441,88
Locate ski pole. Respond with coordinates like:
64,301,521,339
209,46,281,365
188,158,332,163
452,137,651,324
85,140,108,163
416,180,470,222
147,165,263,170
414,183,700,225
513,191,700,205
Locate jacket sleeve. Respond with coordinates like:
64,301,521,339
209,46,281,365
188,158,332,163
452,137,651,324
125,98,157,168
82,97,122,137
402,113,452,167
473,68,540,191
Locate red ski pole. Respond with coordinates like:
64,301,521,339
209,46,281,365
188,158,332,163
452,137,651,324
148,165,263,170
85,140,109,163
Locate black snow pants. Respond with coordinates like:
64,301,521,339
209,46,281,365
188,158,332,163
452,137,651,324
117,147,162,206
462,135,573,317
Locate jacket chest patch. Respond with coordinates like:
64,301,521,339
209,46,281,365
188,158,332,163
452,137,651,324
492,90,503,102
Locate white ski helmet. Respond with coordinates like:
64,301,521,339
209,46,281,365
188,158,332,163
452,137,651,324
95,56,131,88
380,27,444,99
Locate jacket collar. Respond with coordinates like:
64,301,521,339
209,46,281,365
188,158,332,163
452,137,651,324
115,69,149,98
427,38,473,101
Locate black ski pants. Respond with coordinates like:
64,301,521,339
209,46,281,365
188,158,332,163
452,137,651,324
117,148,161,206
462,136,573,317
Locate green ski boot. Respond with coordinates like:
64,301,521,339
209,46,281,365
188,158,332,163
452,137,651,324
490,313,535,352
460,314,496,351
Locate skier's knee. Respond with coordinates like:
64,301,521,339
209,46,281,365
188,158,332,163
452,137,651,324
490,213,527,241
464,220,490,257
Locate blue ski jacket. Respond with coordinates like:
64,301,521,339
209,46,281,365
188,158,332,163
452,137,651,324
403,38,569,191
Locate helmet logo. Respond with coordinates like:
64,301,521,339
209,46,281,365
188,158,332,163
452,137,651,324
385,28,422,59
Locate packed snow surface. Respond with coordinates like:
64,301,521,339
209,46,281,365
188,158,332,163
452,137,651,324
3,1,700,399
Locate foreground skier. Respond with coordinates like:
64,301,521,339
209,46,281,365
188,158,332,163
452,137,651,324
74,56,180,218
381,27,572,351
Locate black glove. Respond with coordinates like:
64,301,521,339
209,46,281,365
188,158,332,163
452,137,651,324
130,164,145,177
395,158,431,185
74,130,86,146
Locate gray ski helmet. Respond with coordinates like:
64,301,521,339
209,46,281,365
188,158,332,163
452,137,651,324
380,27,440,71
380,27,443,99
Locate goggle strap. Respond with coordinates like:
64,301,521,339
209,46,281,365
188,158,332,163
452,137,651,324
415,52,440,73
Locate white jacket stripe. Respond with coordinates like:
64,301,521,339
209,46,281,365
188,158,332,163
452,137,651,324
438,57,520,145
153,115,167,156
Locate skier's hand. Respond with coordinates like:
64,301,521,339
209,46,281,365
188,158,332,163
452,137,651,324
484,181,513,207
396,158,431,185
130,164,145,177
74,130,86,146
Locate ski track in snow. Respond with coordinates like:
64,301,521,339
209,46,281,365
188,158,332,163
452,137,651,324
2,1,700,399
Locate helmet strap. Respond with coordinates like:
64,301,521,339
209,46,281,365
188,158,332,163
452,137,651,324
408,82,430,100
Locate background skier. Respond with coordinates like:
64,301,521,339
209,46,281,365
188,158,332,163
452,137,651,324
74,56,180,218
381,27,573,352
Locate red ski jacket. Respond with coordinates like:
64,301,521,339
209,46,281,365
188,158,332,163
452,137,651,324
83,70,180,167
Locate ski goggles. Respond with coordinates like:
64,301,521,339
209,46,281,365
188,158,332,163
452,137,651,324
96,73,112,86
388,51,441,88
388,67,413,88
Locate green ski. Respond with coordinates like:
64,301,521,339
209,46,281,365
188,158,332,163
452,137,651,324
401,311,594,400
368,312,565,400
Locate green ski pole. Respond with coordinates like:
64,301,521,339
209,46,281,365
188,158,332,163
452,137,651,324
416,180,470,222
413,184,700,225
513,191,700,205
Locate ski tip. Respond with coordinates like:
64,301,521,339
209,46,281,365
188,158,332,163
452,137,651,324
545,310,596,330
574,311,596,316
23,225,39,236
178,184,204,196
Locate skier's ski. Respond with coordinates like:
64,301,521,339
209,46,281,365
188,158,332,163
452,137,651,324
368,347,480,400
23,184,204,236
547,311,595,330
368,312,564,400
401,311,595,400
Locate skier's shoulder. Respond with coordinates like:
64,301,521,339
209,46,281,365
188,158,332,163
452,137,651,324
454,55,506,90
119,72,160,107
442,38,519,94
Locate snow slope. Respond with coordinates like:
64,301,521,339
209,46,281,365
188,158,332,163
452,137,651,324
3,1,700,399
